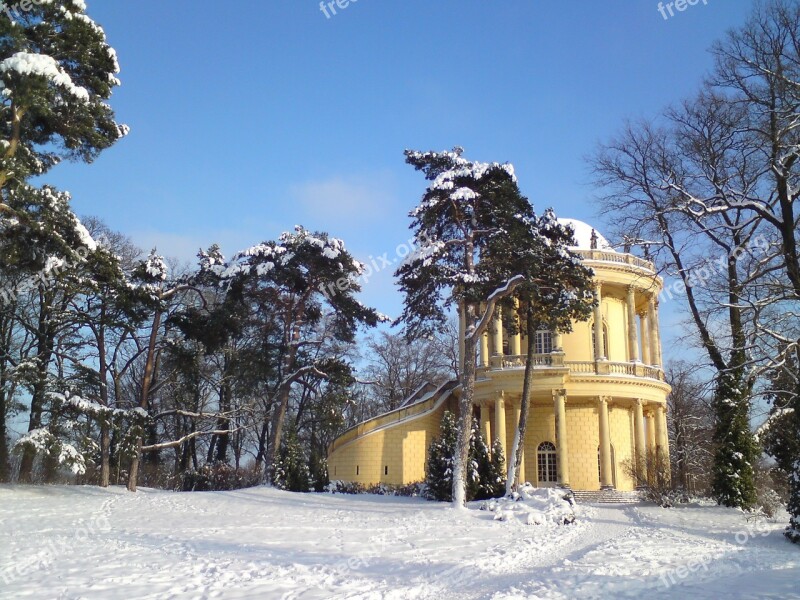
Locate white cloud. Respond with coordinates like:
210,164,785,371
289,172,398,227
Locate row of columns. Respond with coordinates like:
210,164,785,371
482,391,669,490
633,399,670,485
622,284,663,367
466,286,663,368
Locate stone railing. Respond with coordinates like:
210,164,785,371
480,355,665,382
572,249,655,272
500,353,560,368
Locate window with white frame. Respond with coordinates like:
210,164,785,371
535,330,553,354
537,441,558,483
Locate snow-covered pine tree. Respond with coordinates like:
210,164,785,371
490,439,506,491
712,369,759,510
0,1,127,196
223,226,385,482
470,418,505,500
8,186,102,482
0,1,126,483
425,411,506,502
499,211,595,493
425,411,457,502
272,431,311,493
396,147,535,507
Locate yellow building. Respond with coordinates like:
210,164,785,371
328,220,671,492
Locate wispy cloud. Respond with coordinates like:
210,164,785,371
289,172,398,228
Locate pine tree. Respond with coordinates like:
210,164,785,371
490,440,506,492
397,147,536,507
711,370,758,509
225,226,385,482
425,412,506,502
498,211,595,493
470,418,505,500
272,431,311,493
760,352,800,476
425,411,458,502
0,1,126,483
0,2,127,196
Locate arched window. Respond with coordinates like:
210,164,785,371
592,323,609,359
537,441,558,484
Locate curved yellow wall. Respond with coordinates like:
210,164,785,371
328,250,672,492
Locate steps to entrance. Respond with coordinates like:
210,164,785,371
570,489,643,504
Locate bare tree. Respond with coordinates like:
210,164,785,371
359,329,456,416
665,362,715,496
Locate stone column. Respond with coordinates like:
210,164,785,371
554,389,570,488
458,303,466,374
481,403,492,449
633,399,647,486
656,404,671,481
598,397,614,489
640,312,651,365
511,404,525,484
655,404,669,458
493,307,504,356
494,392,507,459
651,297,663,367
593,283,605,360
647,296,661,367
646,411,657,454
552,330,563,353
626,286,640,363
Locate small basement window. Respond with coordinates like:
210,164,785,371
356,465,359,475
384,466,389,475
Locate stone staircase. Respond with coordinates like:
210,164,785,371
570,489,644,504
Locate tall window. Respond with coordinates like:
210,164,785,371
537,441,558,483
592,323,609,359
535,331,553,354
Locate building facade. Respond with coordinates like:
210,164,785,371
328,220,671,491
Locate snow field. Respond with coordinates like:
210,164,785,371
0,485,797,600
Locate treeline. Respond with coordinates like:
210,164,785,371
0,219,462,490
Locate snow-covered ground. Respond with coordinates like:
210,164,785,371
0,485,797,600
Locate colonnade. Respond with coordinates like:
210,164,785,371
458,285,664,369
479,391,669,489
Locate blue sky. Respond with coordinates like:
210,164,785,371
45,0,755,360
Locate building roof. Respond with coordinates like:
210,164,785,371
557,218,616,253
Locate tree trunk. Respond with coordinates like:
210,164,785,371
0,385,9,483
265,384,292,481
507,308,536,495
127,310,162,492
452,317,477,507
100,421,110,487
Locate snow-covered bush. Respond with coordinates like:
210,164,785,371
13,428,87,476
326,480,367,494
272,433,312,492
482,484,576,526
325,481,425,497
425,411,506,502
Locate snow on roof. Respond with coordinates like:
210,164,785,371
557,218,616,253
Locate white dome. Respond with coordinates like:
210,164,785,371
557,218,616,252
